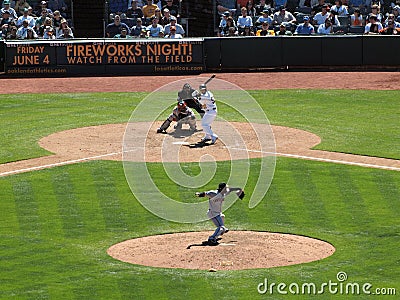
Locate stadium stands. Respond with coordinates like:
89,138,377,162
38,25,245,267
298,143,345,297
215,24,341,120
0,0,398,38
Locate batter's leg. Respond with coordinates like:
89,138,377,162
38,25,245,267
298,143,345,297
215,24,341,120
201,112,216,140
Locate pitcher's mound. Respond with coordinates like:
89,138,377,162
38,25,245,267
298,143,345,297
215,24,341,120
107,231,335,271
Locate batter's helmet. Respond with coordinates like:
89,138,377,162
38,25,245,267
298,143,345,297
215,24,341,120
199,84,207,93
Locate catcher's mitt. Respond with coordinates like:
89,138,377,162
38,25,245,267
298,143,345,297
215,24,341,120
237,189,245,200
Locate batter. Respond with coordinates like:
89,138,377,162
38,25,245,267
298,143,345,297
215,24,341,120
193,83,218,144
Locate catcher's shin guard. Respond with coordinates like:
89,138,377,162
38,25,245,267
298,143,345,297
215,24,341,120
158,119,171,132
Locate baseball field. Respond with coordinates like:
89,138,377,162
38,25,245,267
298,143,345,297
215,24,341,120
0,73,399,299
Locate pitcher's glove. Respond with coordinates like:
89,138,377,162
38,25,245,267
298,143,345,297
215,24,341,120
237,189,245,200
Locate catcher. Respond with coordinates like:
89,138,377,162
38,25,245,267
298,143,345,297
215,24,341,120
156,101,197,133
178,83,205,117
195,182,245,245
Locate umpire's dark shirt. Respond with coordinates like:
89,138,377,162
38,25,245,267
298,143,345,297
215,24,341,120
178,88,196,101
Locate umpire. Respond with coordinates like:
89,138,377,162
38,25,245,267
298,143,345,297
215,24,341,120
178,83,205,117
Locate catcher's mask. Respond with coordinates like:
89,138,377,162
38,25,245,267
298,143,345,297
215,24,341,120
177,101,186,111
199,84,207,93
183,83,191,90
218,182,227,193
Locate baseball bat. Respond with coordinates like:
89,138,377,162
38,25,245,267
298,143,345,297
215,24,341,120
204,74,216,85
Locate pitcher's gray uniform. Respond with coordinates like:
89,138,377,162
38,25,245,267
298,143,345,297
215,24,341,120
196,183,244,245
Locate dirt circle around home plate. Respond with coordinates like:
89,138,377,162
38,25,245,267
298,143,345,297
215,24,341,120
107,231,335,271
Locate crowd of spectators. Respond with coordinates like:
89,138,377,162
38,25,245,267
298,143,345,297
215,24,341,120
106,0,185,38
216,0,400,36
0,0,72,39
2,0,400,39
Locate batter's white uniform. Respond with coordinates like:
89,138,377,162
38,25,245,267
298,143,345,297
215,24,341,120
199,90,218,143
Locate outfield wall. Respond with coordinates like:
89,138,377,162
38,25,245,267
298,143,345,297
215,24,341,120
1,36,400,76
204,35,400,70
0,40,4,73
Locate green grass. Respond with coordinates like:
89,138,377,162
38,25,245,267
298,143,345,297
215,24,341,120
250,90,400,159
0,90,399,299
0,92,145,164
0,159,399,299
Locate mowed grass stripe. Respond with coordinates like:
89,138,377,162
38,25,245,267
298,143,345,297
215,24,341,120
110,163,138,232
125,269,194,300
68,164,107,238
117,276,148,300
52,170,84,239
246,158,293,231
91,163,129,232
331,167,374,233
267,185,293,229
289,159,331,229
12,177,40,237
48,284,76,300
74,275,123,300
312,165,349,233
31,171,64,240
110,162,168,237
244,180,294,232
372,171,400,222
108,161,179,237
72,281,102,300
175,273,217,300
140,271,179,300
355,170,398,229
274,159,309,229
10,285,50,299
0,179,19,235
223,159,262,231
